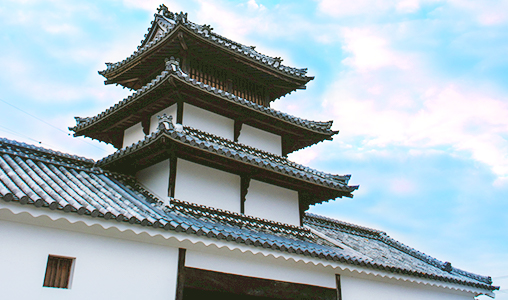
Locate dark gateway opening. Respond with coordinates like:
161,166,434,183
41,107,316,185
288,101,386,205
182,267,337,300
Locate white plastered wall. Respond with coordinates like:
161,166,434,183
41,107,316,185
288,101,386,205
0,219,179,300
150,104,177,134
185,247,337,288
182,103,234,140
238,124,282,155
245,179,300,226
341,274,474,300
175,158,240,212
135,159,170,201
123,122,145,148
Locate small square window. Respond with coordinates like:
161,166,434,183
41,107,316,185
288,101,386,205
43,255,74,289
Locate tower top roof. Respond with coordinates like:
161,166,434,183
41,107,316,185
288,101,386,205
98,4,313,95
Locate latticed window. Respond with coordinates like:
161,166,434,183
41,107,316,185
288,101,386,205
43,255,74,289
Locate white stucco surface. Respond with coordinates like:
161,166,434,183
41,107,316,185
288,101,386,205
150,104,177,134
185,248,337,288
244,179,300,226
237,124,282,155
182,103,234,140
341,274,474,300
175,159,240,212
123,121,145,148
0,219,179,300
135,159,170,201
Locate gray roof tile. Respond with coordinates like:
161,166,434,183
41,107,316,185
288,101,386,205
72,61,335,141
0,137,497,291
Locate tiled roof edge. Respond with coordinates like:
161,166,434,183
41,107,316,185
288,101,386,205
0,137,94,166
169,198,313,239
95,121,357,193
304,213,494,285
99,5,311,80
73,60,334,136
0,193,496,291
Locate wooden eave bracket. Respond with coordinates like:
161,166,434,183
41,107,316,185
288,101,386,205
177,32,188,51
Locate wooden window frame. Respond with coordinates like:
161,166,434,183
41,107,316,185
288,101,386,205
43,255,75,289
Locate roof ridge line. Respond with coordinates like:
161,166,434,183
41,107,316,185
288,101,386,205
304,212,493,285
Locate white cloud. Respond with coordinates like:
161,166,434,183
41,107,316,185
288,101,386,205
317,0,391,17
448,0,508,26
323,73,508,178
341,28,415,71
122,0,184,12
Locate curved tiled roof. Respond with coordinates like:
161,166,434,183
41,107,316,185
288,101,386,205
71,59,334,139
0,137,497,292
96,116,355,194
99,5,311,80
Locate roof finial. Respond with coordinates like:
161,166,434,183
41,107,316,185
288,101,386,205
174,11,188,24
165,56,180,72
158,113,174,131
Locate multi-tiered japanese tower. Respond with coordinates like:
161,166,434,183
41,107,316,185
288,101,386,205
71,5,358,227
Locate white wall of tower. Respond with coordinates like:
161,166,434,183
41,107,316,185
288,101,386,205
237,124,282,156
181,103,234,140
123,122,144,148
244,179,300,226
136,159,170,200
175,159,241,212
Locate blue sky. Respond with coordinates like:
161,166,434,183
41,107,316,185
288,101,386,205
1,0,507,297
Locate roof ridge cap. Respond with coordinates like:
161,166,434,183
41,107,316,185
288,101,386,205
0,137,94,164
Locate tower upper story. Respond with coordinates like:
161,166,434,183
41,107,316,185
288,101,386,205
70,5,337,156
99,5,313,105
69,6,357,226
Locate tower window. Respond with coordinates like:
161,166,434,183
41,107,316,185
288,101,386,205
43,255,74,289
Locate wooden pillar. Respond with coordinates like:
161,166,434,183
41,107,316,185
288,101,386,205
240,176,250,214
169,154,177,198
336,274,342,300
141,115,150,135
175,248,187,300
176,101,184,124
298,192,311,227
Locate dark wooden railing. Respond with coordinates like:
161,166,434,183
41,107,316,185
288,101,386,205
188,59,268,107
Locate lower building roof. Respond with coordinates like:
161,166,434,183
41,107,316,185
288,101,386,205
0,137,497,292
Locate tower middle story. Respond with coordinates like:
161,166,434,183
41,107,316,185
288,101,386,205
70,5,358,227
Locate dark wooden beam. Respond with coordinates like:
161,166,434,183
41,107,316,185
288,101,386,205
110,131,124,149
176,100,184,124
240,176,250,214
175,248,187,300
141,115,150,135
169,153,178,198
184,267,336,300
177,32,188,51
234,120,243,142
298,192,312,227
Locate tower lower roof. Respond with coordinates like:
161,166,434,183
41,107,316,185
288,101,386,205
71,59,337,153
